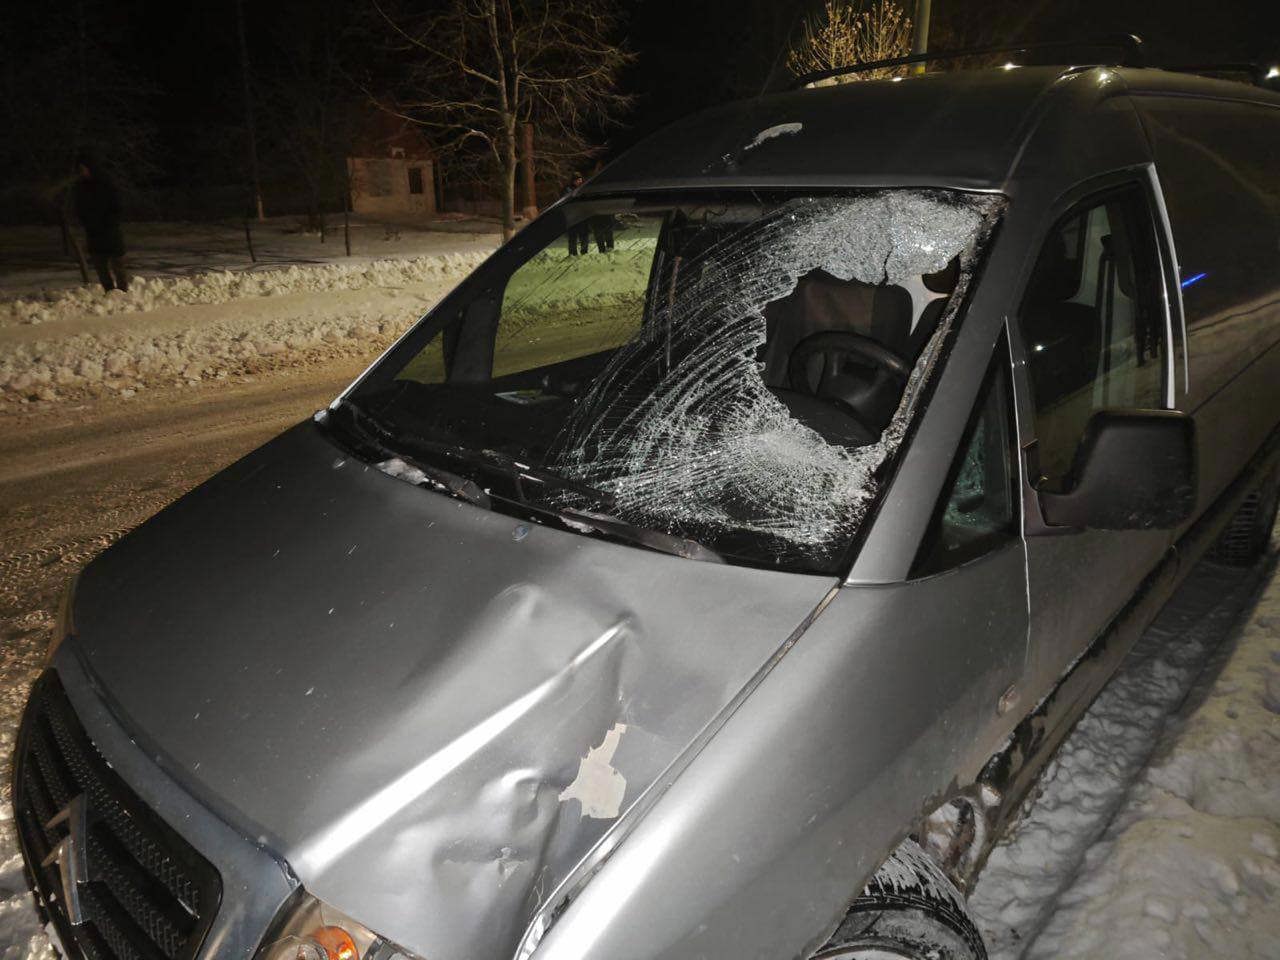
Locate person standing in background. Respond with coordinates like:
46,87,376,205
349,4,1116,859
591,213,615,253
562,173,591,256
73,150,129,292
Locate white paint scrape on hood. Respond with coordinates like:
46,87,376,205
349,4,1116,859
743,121,804,151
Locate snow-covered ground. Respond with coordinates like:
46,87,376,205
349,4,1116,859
0,224,500,405
0,216,501,296
970,557,1280,958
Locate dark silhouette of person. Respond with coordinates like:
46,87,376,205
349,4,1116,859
563,173,590,256
591,214,615,253
72,151,129,292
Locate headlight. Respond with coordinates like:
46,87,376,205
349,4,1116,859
46,573,79,665
257,891,424,960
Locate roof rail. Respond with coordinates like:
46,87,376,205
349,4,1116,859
1164,62,1280,89
790,34,1145,89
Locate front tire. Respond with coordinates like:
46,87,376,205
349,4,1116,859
815,840,986,960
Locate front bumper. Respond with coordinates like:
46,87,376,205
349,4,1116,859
11,651,295,960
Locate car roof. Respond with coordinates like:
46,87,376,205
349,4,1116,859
582,65,1280,196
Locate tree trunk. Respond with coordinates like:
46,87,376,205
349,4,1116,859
486,0,517,241
342,174,352,256
501,119,518,240
520,122,537,220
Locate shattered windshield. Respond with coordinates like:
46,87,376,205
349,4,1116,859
343,191,1002,573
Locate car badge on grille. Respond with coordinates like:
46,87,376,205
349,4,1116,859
41,795,90,926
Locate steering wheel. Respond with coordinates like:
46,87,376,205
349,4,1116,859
787,331,911,436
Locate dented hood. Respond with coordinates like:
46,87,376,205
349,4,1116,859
70,422,836,960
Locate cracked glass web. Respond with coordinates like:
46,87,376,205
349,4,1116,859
550,192,1001,561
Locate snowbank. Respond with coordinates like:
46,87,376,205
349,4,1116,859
0,253,489,328
970,558,1280,959
0,252,490,402
1019,565,1280,959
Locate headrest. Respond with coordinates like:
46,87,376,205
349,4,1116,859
765,269,914,357
793,270,877,327
1030,231,1080,303
1103,222,1139,299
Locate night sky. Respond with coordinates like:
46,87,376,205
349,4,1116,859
118,0,1280,132
6,0,1279,196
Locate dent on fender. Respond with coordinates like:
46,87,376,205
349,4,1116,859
293,621,629,875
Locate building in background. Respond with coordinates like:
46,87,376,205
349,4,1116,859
347,114,436,218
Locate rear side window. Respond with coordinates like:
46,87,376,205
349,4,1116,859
1019,186,1166,488
913,348,1018,576
1135,96,1280,402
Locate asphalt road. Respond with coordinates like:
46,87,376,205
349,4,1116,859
0,361,364,807
0,362,371,959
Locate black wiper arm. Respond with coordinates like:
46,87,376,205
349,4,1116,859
393,435,613,507
560,507,723,563
326,397,397,452
324,400,490,510
326,400,715,560
326,399,607,505
376,457,492,510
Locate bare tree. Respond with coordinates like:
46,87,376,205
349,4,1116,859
369,0,632,239
787,0,914,84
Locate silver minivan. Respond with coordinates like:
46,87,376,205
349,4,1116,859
14,54,1280,960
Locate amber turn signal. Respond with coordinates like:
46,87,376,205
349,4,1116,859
310,926,359,960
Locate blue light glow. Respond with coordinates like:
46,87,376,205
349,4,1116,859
1180,272,1208,289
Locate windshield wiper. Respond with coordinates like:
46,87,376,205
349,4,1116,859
325,399,717,561
325,397,393,450
557,507,724,563
323,399,490,510
377,457,491,510
390,434,614,508
326,399,607,505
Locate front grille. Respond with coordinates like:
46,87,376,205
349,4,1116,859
12,671,222,960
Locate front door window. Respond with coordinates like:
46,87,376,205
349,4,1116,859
1019,186,1167,488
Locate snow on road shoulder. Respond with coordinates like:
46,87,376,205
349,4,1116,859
1020,560,1280,959
0,854,51,960
970,557,1280,959
0,251,492,328
0,251,491,403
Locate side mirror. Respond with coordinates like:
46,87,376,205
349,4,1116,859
1039,409,1197,530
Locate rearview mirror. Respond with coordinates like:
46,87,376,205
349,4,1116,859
1039,410,1196,531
